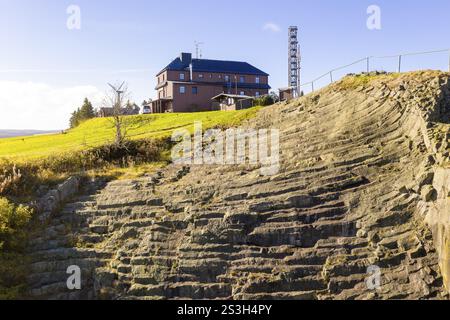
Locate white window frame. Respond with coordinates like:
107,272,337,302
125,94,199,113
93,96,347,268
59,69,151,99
179,86,186,94
179,73,185,80
255,92,260,97
240,91,245,96
255,77,260,84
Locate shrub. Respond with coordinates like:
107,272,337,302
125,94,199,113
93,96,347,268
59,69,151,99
85,139,169,165
0,165,22,196
254,95,275,107
0,161,44,198
0,252,30,300
0,198,33,251
0,198,33,299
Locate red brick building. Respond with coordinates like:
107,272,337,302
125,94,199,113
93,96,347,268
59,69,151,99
150,53,270,113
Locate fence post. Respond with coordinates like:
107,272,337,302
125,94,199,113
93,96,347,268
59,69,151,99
330,71,333,83
398,55,402,73
311,82,314,92
367,57,370,73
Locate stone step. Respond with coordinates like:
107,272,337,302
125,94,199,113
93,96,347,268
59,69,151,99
234,290,318,300
266,206,347,224
128,282,231,299
31,248,111,263
29,257,109,275
249,220,357,247
241,276,327,294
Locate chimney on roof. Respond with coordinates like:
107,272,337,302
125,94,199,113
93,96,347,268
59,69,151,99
180,52,192,64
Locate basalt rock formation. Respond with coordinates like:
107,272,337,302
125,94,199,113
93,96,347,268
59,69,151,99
27,71,450,300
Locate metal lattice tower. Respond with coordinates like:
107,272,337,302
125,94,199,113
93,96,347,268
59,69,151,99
288,26,301,97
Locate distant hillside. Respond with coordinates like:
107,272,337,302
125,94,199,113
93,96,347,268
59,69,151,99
0,130,58,139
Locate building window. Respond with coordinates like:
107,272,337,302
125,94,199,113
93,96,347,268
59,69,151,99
225,75,230,82
255,77,260,84
240,91,245,96
240,76,245,83
192,87,198,94
179,73,185,80
180,86,186,94
255,92,260,97
198,74,204,79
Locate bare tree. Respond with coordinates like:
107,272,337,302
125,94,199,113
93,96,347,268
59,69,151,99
103,82,131,146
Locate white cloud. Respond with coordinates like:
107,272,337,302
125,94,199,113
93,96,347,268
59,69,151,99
263,22,281,33
0,81,103,130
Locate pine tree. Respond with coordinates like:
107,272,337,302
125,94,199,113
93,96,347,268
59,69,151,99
69,98,96,128
79,98,95,119
69,108,81,128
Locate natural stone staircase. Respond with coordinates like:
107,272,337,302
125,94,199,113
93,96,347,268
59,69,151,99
27,71,450,300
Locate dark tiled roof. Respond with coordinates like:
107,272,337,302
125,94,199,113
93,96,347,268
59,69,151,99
158,57,269,76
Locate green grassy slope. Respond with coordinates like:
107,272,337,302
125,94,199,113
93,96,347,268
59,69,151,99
0,108,260,162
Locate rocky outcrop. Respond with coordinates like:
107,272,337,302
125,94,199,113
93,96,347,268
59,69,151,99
27,71,450,300
419,168,450,291
36,176,81,222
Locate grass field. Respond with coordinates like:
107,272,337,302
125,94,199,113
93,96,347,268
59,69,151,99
0,108,260,162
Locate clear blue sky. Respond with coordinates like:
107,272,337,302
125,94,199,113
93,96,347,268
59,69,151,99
1,0,449,130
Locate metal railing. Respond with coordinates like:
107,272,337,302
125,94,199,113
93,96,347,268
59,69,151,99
300,48,450,94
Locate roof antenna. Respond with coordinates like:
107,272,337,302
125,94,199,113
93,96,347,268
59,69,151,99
195,41,204,59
